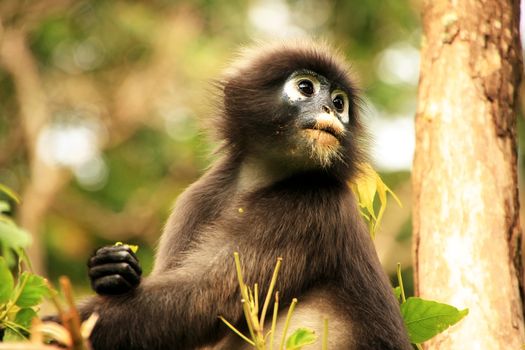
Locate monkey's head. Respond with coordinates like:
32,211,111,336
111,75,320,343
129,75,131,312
218,40,367,181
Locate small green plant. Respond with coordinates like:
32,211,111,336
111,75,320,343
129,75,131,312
0,184,97,349
396,263,468,348
220,253,327,350
0,185,53,342
0,256,52,341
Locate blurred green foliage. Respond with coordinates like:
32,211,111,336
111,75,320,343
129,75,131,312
0,0,420,292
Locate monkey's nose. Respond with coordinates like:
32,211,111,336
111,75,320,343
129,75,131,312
322,105,331,114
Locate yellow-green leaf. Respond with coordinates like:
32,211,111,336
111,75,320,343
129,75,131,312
3,327,26,341
0,221,32,252
0,257,14,304
393,286,402,302
0,184,20,204
0,201,10,214
286,328,317,350
349,163,402,238
114,241,139,253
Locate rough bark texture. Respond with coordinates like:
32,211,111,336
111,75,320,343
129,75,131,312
413,0,524,348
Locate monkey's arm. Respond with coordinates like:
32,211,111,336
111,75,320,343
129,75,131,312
81,261,242,349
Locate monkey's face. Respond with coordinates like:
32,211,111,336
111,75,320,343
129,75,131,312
221,41,367,180
280,70,350,169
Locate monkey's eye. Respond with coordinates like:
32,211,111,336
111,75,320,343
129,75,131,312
332,95,345,112
283,73,320,102
330,90,350,123
297,79,315,96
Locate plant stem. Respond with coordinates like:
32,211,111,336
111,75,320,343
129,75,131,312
3,273,30,318
234,253,257,342
254,283,259,315
218,316,255,346
234,253,250,304
279,298,297,350
59,277,83,350
19,249,33,273
4,320,29,334
241,299,256,342
260,258,282,328
269,292,279,350
396,263,406,303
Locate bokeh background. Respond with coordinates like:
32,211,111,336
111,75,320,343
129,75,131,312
0,0,472,297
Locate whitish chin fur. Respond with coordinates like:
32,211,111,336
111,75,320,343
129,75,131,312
302,129,345,168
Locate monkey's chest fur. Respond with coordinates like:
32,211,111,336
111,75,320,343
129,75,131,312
157,166,409,350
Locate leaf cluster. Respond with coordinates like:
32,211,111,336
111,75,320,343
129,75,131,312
349,163,401,238
0,257,52,342
0,185,32,268
0,186,52,342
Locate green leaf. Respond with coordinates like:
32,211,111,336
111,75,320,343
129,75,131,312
3,327,26,341
16,273,51,308
0,184,20,204
1,245,17,268
0,221,32,251
286,328,317,350
0,201,10,214
400,297,468,344
0,257,14,304
14,308,37,330
349,163,402,239
393,286,402,301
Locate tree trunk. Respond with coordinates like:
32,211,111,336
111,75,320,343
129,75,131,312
412,0,524,348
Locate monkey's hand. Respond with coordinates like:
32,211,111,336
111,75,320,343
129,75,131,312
88,245,142,296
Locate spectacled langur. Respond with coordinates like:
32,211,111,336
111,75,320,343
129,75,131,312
80,40,412,350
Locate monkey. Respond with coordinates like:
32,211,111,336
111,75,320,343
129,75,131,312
79,40,412,350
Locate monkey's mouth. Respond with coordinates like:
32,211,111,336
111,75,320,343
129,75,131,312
306,125,340,138
302,127,340,147
302,116,344,146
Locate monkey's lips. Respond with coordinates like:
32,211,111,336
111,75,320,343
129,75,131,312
302,116,344,147
302,128,339,146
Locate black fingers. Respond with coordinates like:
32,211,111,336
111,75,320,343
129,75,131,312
88,245,142,296
88,245,142,276
89,262,141,287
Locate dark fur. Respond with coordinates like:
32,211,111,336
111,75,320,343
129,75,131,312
80,41,411,350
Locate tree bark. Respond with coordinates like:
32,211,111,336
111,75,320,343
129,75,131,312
413,0,524,348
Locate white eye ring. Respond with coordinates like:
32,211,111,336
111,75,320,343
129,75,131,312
283,74,320,102
331,90,350,123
